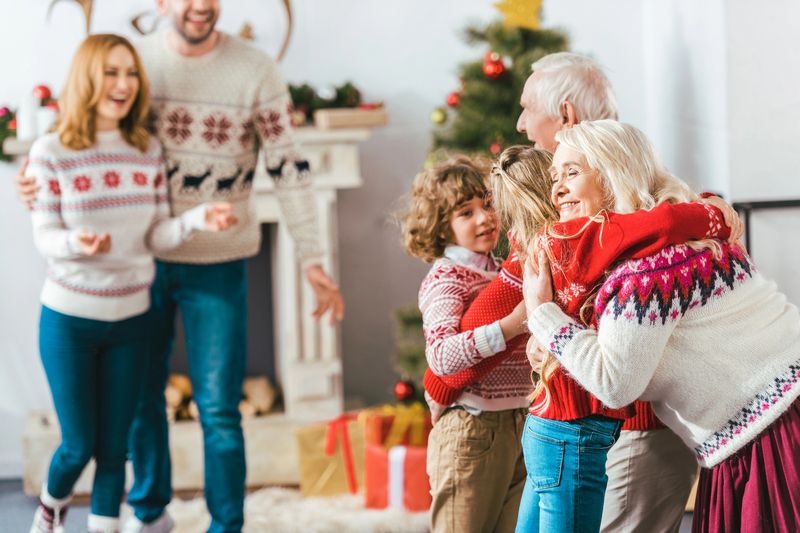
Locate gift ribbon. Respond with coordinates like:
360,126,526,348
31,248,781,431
368,402,428,448
324,413,359,494
388,446,407,508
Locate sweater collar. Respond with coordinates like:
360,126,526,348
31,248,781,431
444,245,500,273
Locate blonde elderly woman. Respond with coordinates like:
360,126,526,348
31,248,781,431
519,120,800,533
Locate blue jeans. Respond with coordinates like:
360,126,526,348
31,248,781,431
516,414,622,533
39,306,148,518
127,260,247,533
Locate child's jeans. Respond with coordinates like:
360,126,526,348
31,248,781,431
39,305,148,518
516,413,622,533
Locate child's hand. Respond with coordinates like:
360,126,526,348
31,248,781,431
425,393,447,425
499,300,528,341
699,195,744,244
205,202,239,231
77,231,111,256
526,335,549,374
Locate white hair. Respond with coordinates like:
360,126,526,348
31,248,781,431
554,120,695,213
529,52,618,122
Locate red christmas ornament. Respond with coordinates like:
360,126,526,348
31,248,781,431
483,51,506,79
446,91,461,108
490,142,502,155
33,85,52,101
393,379,416,402
8,119,16,130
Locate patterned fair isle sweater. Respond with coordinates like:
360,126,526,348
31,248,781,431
419,246,531,413
529,242,800,467
28,131,207,321
425,202,729,429
136,30,321,266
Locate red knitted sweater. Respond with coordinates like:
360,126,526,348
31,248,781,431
423,202,729,428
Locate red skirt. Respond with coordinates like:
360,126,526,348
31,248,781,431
692,396,800,533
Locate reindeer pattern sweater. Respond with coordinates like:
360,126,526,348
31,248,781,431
136,30,322,266
419,246,532,413
529,242,800,467
27,131,207,321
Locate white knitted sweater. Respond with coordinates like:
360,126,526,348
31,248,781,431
28,131,207,321
529,242,800,467
136,30,322,266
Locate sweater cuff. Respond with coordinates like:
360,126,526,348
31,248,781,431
66,229,84,256
181,204,209,233
473,324,499,357
528,302,585,357
485,320,507,354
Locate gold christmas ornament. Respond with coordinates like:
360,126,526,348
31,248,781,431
430,107,447,125
494,0,542,31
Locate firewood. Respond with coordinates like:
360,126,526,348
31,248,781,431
169,374,192,398
165,383,183,409
242,376,276,414
239,399,257,419
188,400,200,421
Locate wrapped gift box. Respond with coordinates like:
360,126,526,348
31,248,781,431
363,403,432,511
295,413,365,497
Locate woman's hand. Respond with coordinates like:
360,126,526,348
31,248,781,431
522,251,554,319
77,231,111,256
526,335,549,373
700,195,744,244
305,265,345,325
204,202,239,231
15,158,39,210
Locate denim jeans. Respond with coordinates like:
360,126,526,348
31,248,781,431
516,414,622,533
39,305,148,518
127,260,247,533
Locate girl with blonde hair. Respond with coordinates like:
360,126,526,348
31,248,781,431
525,122,800,532
26,34,236,533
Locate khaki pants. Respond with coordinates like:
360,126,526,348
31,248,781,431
601,428,698,533
427,407,527,533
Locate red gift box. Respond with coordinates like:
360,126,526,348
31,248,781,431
364,443,431,511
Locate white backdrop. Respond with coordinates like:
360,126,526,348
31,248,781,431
1,0,799,477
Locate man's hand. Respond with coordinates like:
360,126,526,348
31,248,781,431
77,232,112,256
522,251,554,319
305,264,345,325
204,202,239,231
15,158,38,210
526,335,549,374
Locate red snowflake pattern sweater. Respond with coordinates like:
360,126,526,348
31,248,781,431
136,31,322,266
419,246,531,412
424,202,729,426
529,242,800,467
27,131,208,321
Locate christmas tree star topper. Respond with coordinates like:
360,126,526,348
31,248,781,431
494,0,542,31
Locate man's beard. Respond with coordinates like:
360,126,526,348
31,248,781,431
173,16,217,45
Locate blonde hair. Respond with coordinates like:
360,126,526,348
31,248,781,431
494,121,714,413
401,156,491,263
529,52,618,123
56,34,150,152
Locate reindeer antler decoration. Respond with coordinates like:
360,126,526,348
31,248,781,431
48,0,93,35
130,0,294,61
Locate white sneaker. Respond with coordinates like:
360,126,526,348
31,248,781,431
29,502,67,533
121,512,175,533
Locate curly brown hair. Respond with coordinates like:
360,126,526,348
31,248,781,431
401,156,491,263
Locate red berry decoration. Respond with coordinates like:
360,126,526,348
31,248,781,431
490,142,502,155
393,379,416,402
33,85,52,101
446,91,461,108
483,51,506,79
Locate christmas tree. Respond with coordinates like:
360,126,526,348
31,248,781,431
430,10,568,156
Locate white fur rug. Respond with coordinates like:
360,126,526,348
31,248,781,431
127,487,430,533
